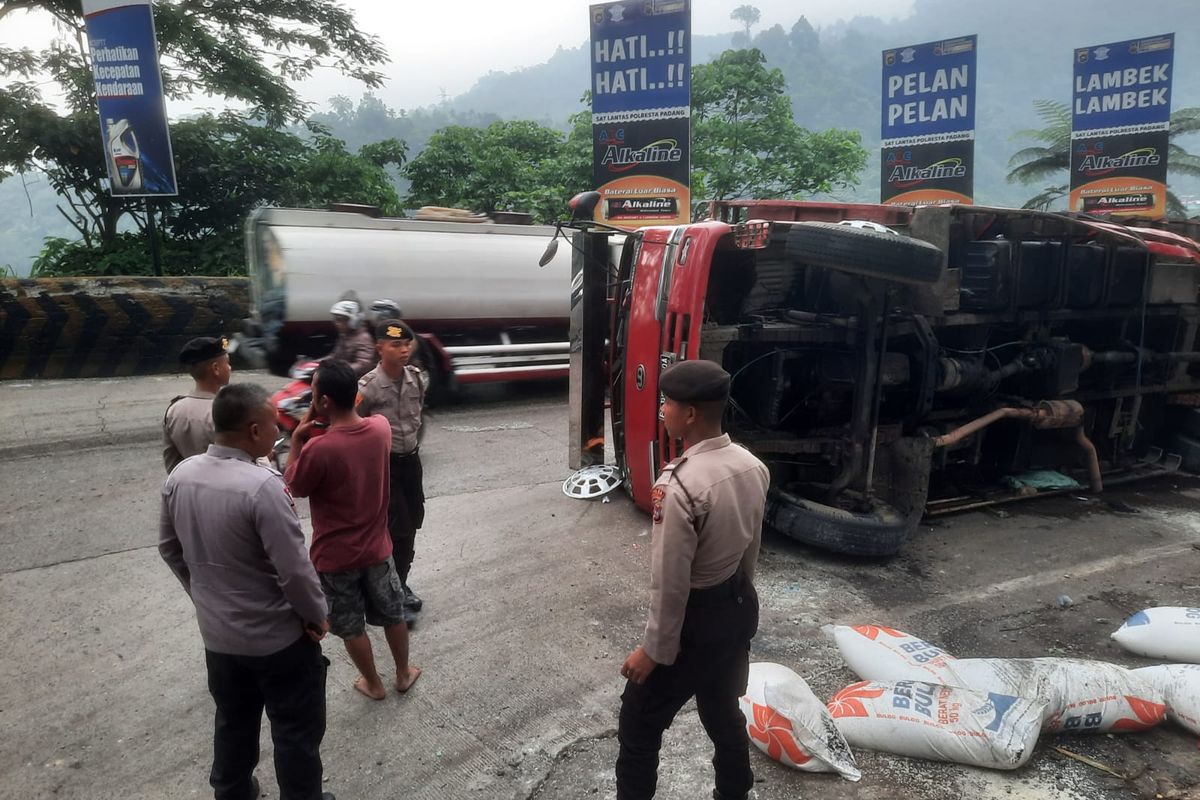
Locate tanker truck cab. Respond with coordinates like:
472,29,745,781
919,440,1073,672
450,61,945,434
601,201,1200,557
246,207,599,397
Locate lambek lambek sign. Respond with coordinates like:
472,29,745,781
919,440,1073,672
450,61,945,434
590,0,690,226
82,0,177,196
880,35,977,206
1070,34,1174,217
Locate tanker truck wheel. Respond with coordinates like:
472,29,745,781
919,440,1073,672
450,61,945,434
414,339,451,407
785,222,943,285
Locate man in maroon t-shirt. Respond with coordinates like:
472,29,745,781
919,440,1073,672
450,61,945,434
286,358,421,699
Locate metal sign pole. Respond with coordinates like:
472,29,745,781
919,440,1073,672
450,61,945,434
569,229,609,469
145,198,162,276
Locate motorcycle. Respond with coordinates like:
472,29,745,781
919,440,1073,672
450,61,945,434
270,359,319,469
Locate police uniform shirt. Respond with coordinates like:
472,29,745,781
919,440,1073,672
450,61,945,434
159,444,328,656
163,390,217,474
357,364,424,454
643,434,770,665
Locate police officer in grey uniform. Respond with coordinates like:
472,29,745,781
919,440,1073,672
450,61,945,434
616,360,770,800
160,383,335,800
357,319,426,617
163,336,232,473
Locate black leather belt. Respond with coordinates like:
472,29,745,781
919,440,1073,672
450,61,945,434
390,447,420,460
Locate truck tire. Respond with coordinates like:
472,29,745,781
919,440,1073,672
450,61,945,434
414,340,450,406
764,488,912,557
785,222,943,285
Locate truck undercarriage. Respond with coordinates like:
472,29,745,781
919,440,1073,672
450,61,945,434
606,202,1200,556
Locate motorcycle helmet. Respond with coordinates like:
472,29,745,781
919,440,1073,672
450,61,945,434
368,298,403,326
329,299,363,328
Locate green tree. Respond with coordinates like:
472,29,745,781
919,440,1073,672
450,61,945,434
691,49,866,204
730,5,761,44
404,120,563,217
0,0,387,252
31,112,406,276
1007,100,1200,215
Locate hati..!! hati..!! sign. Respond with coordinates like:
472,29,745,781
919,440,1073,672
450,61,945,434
589,0,691,227
1070,34,1174,217
81,0,177,196
880,35,977,206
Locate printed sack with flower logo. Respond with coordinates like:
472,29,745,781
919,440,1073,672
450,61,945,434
949,658,1167,734
1132,664,1200,735
739,662,861,780
827,680,1045,770
827,623,1167,734
1112,608,1200,663
824,624,958,684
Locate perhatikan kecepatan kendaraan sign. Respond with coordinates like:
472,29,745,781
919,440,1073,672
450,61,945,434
81,0,178,197
589,0,691,227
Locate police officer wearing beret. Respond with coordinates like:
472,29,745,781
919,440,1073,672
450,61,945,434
356,320,427,620
163,336,232,474
616,360,770,800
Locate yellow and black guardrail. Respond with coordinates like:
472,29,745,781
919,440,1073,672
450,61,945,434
0,277,250,380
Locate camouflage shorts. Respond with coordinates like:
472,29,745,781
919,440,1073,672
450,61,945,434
318,557,407,639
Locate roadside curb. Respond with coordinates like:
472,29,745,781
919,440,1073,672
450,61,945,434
0,427,161,460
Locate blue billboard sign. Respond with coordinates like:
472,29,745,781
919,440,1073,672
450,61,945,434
881,35,977,144
1070,34,1174,217
590,0,690,121
880,35,977,205
590,1,690,227
1072,34,1174,133
82,0,177,196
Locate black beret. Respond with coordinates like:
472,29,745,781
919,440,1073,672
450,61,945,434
375,318,415,341
659,360,730,402
179,336,227,365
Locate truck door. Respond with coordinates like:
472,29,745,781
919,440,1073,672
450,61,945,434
616,222,729,511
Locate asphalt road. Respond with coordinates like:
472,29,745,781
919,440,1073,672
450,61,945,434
0,372,1198,800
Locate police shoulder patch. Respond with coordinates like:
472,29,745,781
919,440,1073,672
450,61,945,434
650,485,666,523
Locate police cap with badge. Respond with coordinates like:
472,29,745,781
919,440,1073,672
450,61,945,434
178,336,227,365
376,319,415,341
659,360,730,403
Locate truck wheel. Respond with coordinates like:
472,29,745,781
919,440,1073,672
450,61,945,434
414,340,451,407
785,222,943,285
764,488,913,557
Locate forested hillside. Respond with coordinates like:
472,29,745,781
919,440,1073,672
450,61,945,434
3,0,1198,274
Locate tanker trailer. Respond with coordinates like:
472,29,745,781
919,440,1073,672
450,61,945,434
244,207,605,397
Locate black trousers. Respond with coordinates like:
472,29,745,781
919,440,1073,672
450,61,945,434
616,571,759,800
388,450,425,582
205,635,328,800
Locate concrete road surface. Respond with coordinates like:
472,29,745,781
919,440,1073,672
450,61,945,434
0,373,1198,800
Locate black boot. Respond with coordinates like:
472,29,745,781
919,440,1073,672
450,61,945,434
402,581,423,612
713,789,748,800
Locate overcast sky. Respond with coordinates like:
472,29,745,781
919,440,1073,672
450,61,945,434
0,0,914,113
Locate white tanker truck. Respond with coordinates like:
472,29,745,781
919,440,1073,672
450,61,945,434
245,207,600,396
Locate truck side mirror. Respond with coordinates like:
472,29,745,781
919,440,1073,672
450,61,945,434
538,237,560,267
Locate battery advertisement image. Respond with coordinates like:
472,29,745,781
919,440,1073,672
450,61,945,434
82,0,178,196
880,35,977,206
590,0,690,226
1070,34,1174,217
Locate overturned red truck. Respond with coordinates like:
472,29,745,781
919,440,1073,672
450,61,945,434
567,196,1200,556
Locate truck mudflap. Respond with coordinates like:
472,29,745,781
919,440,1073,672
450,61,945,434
765,489,912,558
